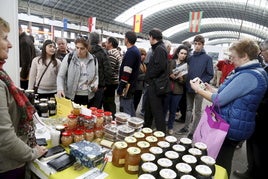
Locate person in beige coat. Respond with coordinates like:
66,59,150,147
0,17,47,179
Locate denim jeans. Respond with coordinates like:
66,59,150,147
166,93,182,129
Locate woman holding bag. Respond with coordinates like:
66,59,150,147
190,38,268,177
28,40,61,99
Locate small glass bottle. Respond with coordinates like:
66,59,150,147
61,131,73,147
73,129,85,143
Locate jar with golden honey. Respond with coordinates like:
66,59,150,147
137,141,150,154
72,106,81,116
112,141,128,167
85,129,94,142
95,113,104,128
61,131,73,147
125,147,141,174
145,136,158,147
142,128,153,137
153,131,165,141
73,129,85,143
67,114,78,130
134,131,145,142
124,136,137,147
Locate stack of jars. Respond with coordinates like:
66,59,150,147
34,97,57,117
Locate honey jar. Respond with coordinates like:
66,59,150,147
142,128,153,137
137,141,150,154
133,132,145,142
145,136,158,147
112,141,128,167
153,131,165,141
61,131,73,147
124,147,141,174
124,136,137,147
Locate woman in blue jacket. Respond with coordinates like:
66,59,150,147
190,38,268,177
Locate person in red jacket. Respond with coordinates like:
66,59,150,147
217,56,235,85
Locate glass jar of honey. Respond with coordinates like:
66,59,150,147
134,132,145,142
137,141,150,154
142,128,153,137
153,131,165,141
145,136,158,147
61,131,73,147
124,136,137,147
124,147,141,174
112,141,128,167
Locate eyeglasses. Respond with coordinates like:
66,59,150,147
76,35,88,40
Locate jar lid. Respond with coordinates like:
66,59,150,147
165,135,177,143
62,131,72,136
172,144,186,152
114,141,128,149
145,136,158,143
134,132,145,138
142,127,153,134
200,156,216,165
157,158,173,167
175,162,192,173
188,148,202,156
95,113,104,117
39,103,48,106
182,155,197,164
68,114,77,119
159,168,177,179
157,141,170,148
153,131,165,138
124,136,137,143
194,142,207,150
127,147,141,155
165,150,179,159
73,130,84,135
85,129,94,133
141,162,158,172
25,89,35,93
48,100,55,104
97,109,104,113
149,146,163,154
141,153,156,162
104,111,112,116
138,174,156,179
137,141,150,148
180,175,196,179
89,107,97,111
55,125,65,131
180,137,192,145
84,115,93,119
195,165,212,176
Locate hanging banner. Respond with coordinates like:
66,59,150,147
88,17,96,32
133,14,143,33
189,11,203,33
63,18,68,31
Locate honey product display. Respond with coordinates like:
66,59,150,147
172,144,186,156
164,135,177,146
61,131,73,147
73,130,85,143
72,106,81,116
140,153,156,165
200,156,216,176
164,150,179,168
112,141,128,167
176,162,192,178
138,174,156,179
124,147,141,174
159,168,177,179
138,162,158,177
194,165,213,179
157,141,170,152
194,142,208,156
149,146,163,160
179,137,193,150
157,158,173,170
188,148,202,161
182,154,197,169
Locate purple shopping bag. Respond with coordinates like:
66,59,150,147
193,105,230,159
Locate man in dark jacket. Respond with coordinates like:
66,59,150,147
89,32,112,109
176,35,214,136
19,27,36,90
143,28,169,133
117,31,141,116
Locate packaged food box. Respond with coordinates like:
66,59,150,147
128,117,144,128
117,124,135,136
114,112,130,123
69,140,105,168
104,124,118,135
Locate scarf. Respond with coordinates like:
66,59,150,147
0,61,36,147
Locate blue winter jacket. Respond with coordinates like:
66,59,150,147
214,61,268,141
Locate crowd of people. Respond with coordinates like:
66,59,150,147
1,15,268,178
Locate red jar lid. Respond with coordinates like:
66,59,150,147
62,131,72,136
89,107,97,111
68,114,77,119
74,130,84,135
97,109,104,113
84,115,93,120
85,129,94,133
95,113,104,117
104,111,112,116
